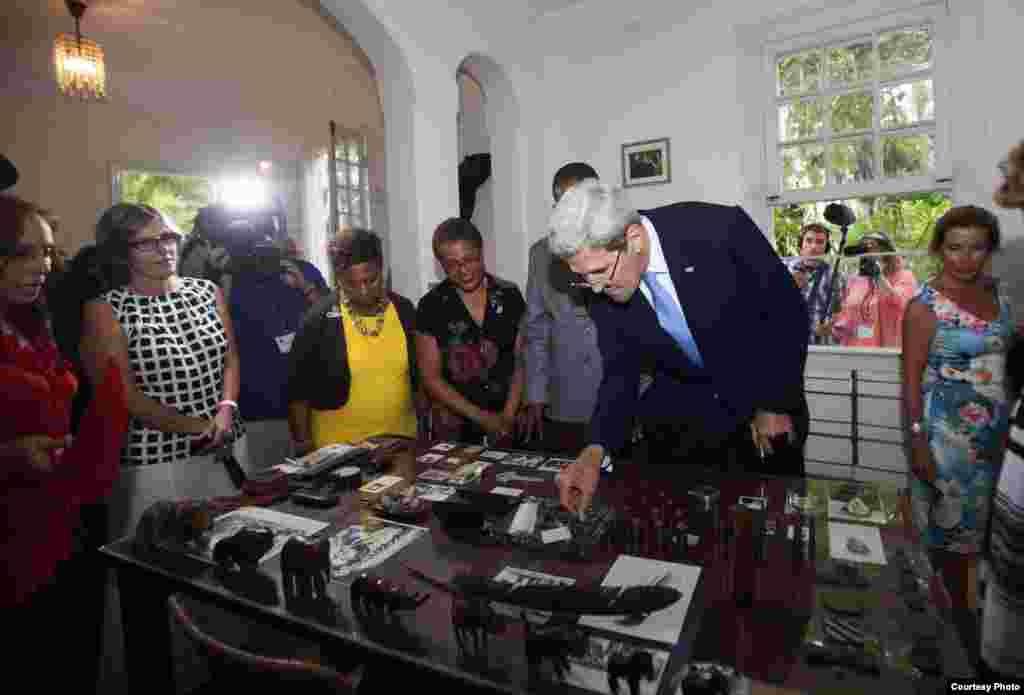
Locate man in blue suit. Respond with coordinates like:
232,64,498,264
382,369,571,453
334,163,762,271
548,180,809,513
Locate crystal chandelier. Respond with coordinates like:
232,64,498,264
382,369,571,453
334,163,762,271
53,0,106,100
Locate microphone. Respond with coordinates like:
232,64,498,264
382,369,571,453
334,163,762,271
824,203,855,228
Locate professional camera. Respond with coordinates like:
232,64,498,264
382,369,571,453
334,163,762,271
858,257,881,279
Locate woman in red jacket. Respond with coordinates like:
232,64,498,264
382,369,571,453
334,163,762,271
1,195,127,687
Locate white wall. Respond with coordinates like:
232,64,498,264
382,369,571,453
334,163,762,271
458,71,497,276
523,0,1024,248
0,1,383,260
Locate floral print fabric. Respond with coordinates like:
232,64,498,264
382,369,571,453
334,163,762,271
911,281,1015,553
415,275,525,414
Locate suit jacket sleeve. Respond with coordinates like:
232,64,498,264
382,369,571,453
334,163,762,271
727,206,808,413
586,301,641,454
524,242,552,404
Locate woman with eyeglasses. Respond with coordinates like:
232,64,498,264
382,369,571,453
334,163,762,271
416,218,526,444
1,195,128,687
79,203,244,542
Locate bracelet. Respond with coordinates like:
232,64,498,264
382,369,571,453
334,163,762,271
217,400,239,411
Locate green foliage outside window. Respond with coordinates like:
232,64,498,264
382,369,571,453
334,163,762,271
773,192,951,283
119,171,214,234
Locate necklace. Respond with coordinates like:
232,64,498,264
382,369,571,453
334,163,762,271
342,298,388,337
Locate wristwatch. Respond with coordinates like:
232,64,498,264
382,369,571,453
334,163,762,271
909,421,924,436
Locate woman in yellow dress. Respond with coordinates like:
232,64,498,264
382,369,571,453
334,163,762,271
286,229,419,453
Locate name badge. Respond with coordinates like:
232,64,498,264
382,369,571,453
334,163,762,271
856,325,875,340
275,332,296,354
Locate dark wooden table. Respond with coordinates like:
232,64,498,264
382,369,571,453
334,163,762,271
101,443,975,695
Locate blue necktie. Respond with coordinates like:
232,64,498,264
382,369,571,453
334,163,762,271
643,271,703,367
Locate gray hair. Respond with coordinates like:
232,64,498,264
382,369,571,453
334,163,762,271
547,179,641,258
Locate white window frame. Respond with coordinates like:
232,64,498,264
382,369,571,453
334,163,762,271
762,1,952,208
305,130,372,283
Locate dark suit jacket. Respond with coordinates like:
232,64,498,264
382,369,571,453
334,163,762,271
588,202,809,454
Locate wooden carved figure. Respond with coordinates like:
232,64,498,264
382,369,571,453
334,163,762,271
281,537,331,601
213,527,274,570
522,611,585,683
452,596,503,657
350,573,429,617
607,647,655,695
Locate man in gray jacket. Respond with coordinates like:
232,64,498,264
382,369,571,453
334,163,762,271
519,163,604,453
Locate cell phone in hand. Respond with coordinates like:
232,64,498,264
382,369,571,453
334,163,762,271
190,434,214,455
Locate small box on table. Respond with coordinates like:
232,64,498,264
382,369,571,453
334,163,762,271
359,474,408,504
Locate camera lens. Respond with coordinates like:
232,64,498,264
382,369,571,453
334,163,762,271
859,257,880,278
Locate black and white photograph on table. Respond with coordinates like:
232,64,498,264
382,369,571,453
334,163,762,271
329,517,428,579
622,137,670,187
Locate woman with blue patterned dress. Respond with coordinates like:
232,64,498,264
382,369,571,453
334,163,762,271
903,205,1014,555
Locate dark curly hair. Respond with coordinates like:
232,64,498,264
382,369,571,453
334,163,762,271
328,228,382,273
930,205,1001,254
432,217,482,259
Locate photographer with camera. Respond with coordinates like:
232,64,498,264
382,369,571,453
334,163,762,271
824,231,918,348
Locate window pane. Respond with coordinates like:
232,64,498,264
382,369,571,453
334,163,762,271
827,39,873,87
830,137,875,184
119,171,214,234
779,99,824,142
781,144,826,190
880,79,934,129
348,141,362,164
882,133,934,177
349,190,363,220
777,48,822,97
879,27,932,79
349,164,361,187
830,92,873,134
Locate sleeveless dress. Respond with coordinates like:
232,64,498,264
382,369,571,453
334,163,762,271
910,280,1014,553
310,301,416,447
105,277,243,466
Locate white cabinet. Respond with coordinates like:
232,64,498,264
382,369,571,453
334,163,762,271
804,347,906,484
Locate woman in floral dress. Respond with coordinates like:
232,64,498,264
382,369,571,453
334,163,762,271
903,205,1014,554
416,218,526,444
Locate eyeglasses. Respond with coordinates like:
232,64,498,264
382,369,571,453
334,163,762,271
570,249,622,292
5,244,59,263
440,255,482,274
128,232,182,254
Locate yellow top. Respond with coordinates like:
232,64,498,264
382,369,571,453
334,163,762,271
310,301,416,447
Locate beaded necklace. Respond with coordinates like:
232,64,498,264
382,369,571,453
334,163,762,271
342,297,389,337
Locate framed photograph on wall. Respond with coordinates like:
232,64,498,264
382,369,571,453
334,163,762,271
621,138,671,187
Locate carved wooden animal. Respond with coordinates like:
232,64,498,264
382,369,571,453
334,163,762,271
213,527,274,569
281,537,331,601
350,573,429,615
522,612,585,683
607,648,655,695
452,596,503,656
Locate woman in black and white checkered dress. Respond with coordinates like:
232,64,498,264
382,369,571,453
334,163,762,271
80,203,244,542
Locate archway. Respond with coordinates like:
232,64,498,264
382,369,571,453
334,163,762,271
458,53,528,286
